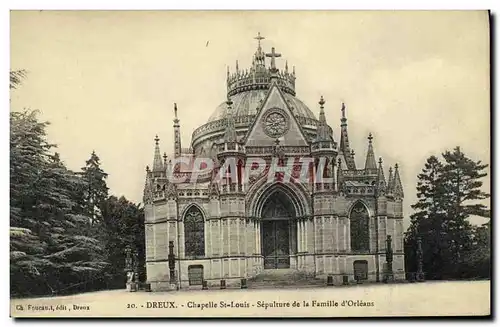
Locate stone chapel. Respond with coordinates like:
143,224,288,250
143,34,406,291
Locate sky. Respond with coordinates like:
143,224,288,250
10,11,490,228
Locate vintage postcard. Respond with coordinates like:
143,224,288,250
9,10,491,318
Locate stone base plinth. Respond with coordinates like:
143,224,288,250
126,282,138,292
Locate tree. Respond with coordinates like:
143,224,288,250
80,151,109,225
99,196,145,287
11,73,145,296
404,155,447,278
404,148,490,280
10,69,27,89
10,110,109,296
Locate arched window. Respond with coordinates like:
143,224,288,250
184,206,205,257
350,202,370,252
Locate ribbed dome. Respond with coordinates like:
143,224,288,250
207,89,316,123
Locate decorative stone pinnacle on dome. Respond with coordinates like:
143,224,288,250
154,135,160,145
173,103,180,125
227,38,295,96
223,94,237,143
253,32,266,68
319,95,325,108
379,157,383,165
341,102,347,122
368,133,373,143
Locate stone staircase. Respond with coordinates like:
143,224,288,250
247,269,325,289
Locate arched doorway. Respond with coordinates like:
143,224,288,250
261,190,296,269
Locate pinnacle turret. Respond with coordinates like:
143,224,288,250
339,102,356,170
173,103,182,158
387,166,394,194
393,163,404,198
337,156,344,193
152,135,163,173
364,133,377,171
314,95,330,142
377,157,386,195
223,96,237,143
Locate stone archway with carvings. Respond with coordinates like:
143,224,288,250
247,182,311,270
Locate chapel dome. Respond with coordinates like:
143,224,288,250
190,33,330,155
207,89,317,123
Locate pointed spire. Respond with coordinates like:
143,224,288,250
377,157,386,195
393,163,404,198
364,133,377,171
143,165,153,204
314,96,330,142
173,103,179,125
173,103,182,158
337,157,344,193
223,96,237,143
253,32,266,71
387,166,394,194
236,60,239,72
341,102,347,125
285,60,289,73
163,152,168,167
339,102,356,170
152,135,163,172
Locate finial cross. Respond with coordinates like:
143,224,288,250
266,47,282,71
254,32,265,48
319,95,325,108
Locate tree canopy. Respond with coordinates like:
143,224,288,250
10,75,145,297
404,147,490,280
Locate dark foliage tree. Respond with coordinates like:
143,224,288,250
10,110,109,296
404,148,490,280
11,73,146,297
80,151,109,225
99,196,145,287
10,69,27,89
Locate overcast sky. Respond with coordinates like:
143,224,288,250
10,11,490,227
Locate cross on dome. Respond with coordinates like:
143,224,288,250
266,47,282,72
254,32,265,49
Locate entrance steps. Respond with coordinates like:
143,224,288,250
248,269,325,289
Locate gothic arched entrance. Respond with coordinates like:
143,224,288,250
260,190,297,269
